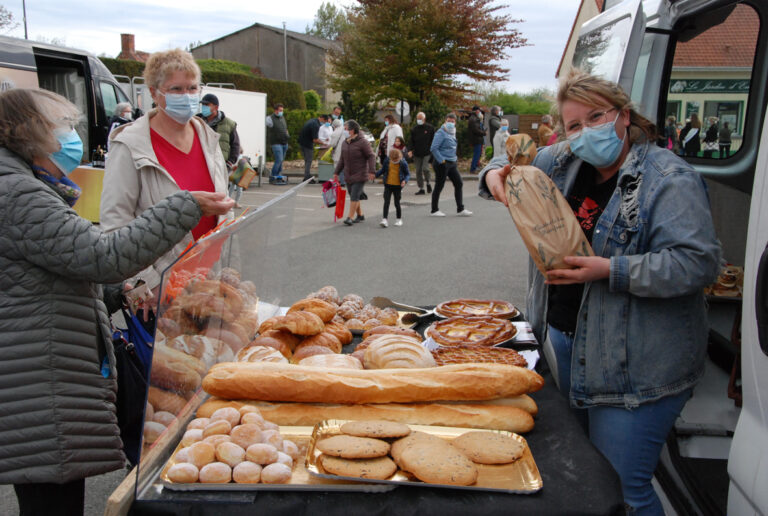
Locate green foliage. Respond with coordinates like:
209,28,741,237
283,110,318,160
476,83,554,115
421,93,449,128
306,2,351,40
197,59,255,76
304,90,323,112
485,146,494,160
338,90,377,129
98,58,145,79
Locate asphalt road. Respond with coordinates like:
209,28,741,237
0,176,532,516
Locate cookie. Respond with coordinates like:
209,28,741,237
396,433,478,486
320,454,398,480
315,435,390,459
451,431,525,465
390,431,435,465
340,420,412,439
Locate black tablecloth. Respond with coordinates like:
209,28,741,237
131,369,625,516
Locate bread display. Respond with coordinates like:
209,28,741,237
236,345,289,364
296,332,342,353
246,335,292,359
362,325,422,341
290,344,335,364
435,299,519,319
451,431,525,465
271,311,325,336
288,298,338,323
393,431,478,486
298,354,363,370
431,345,528,368
323,321,354,346
202,362,543,404
363,335,436,369
427,315,517,347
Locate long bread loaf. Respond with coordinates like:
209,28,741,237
202,362,544,404
196,398,536,433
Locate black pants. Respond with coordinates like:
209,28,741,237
383,184,402,219
14,478,85,516
431,160,463,213
719,143,731,158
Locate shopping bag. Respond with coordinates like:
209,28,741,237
503,134,594,276
334,186,347,222
322,180,338,207
231,156,257,189
320,147,334,163
112,331,148,466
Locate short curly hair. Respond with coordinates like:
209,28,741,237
143,48,201,90
0,88,80,163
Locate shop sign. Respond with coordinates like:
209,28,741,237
670,79,751,94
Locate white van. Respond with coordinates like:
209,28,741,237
569,0,767,513
0,34,133,158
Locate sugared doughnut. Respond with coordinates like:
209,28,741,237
202,419,231,438
232,461,262,484
261,421,280,432
203,434,232,448
153,411,176,427
261,429,283,449
187,441,216,469
216,441,246,468
167,462,199,483
230,424,263,450
241,411,265,426
180,429,203,447
282,440,300,461
187,417,211,430
145,402,155,423
175,447,191,463
238,405,262,418
199,462,232,483
143,421,165,445
261,462,292,484
276,451,293,468
209,407,241,427
245,443,279,465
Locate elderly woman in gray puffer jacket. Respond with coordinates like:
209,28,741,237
0,88,233,516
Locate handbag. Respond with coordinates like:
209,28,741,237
334,186,347,222
322,180,339,207
703,141,718,151
231,157,257,189
112,331,148,466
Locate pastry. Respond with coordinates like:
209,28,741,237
363,318,382,330
180,429,203,447
237,345,289,364
271,311,325,336
261,462,292,484
362,325,422,341
187,441,216,468
363,335,436,369
295,332,342,353
276,451,293,468
209,407,241,427
298,354,363,369
290,344,335,364
241,411,265,426
282,440,300,461
340,420,411,439
246,335,292,359
187,417,210,431
378,308,399,326
288,298,338,323
344,318,364,330
232,461,262,483
436,298,519,319
167,462,199,483
316,435,390,458
230,424,264,449
431,345,528,368
202,327,247,353
246,443,279,465
147,386,188,414
341,294,364,310
394,432,478,486
337,303,358,320
320,454,397,480
154,411,177,427
260,329,301,351
261,429,284,449
257,317,279,335
185,279,244,317
203,434,232,448
451,431,525,464
143,421,165,445
215,441,246,467
323,321,354,345
199,462,232,483
202,419,232,438
427,315,517,347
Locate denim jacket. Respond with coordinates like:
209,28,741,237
479,141,721,408
430,127,458,163
375,157,411,184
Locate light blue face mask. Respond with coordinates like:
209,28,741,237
276,111,283,117
384,121,389,127
445,122,455,130
201,104,212,117
568,112,625,168
159,91,199,125
50,128,83,175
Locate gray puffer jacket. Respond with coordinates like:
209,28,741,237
0,148,202,484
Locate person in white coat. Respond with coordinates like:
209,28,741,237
378,114,403,163
492,120,511,159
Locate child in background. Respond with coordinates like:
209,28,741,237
375,148,410,227
393,136,408,158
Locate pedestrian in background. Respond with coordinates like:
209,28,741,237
408,111,435,195
378,114,403,163
393,135,407,157
430,113,472,217
538,114,554,148
265,102,289,184
719,121,733,158
318,114,333,151
375,147,410,227
334,119,375,226
298,113,328,183
680,114,701,157
492,119,510,159
328,118,346,177
702,117,719,159
488,105,503,148
197,93,240,168
107,102,133,149
468,105,486,173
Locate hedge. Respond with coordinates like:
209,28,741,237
98,58,306,110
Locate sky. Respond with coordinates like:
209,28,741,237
1,0,581,93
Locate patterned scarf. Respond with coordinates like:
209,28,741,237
31,164,82,207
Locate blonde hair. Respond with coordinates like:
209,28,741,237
690,113,701,129
557,70,656,144
144,48,201,89
388,148,402,162
0,88,80,163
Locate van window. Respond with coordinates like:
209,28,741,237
99,81,119,119
662,4,759,160
37,64,89,156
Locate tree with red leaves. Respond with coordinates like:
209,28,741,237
328,0,528,111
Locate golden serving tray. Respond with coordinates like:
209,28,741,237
159,425,394,492
306,420,543,494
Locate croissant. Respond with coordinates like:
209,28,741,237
258,316,279,335
323,321,354,346
288,298,338,323
271,311,325,336
291,344,334,364
260,329,301,351
248,335,292,360
296,332,342,354
185,279,244,317
363,335,436,369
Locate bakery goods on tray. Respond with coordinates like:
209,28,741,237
298,354,363,369
431,345,528,368
391,431,478,486
451,431,525,464
363,334,436,369
435,298,519,319
427,315,517,347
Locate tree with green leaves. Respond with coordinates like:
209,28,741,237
306,2,351,40
328,0,528,113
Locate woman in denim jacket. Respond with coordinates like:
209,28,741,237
481,71,721,515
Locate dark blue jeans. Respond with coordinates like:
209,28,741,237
470,143,483,172
271,144,287,177
431,160,463,213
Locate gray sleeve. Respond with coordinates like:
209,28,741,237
477,156,509,200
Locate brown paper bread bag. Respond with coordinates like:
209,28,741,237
503,134,593,275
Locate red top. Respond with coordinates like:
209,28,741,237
150,128,217,240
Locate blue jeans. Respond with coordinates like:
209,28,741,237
271,144,287,177
547,324,691,515
470,143,483,172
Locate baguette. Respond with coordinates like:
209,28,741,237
202,362,544,404
197,398,535,433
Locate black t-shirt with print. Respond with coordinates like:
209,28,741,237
547,163,618,333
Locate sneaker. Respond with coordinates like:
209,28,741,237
305,177,317,184
353,215,365,223
379,219,388,228
415,189,425,195
394,219,403,226
359,192,368,200
427,184,432,193
457,209,473,216
343,217,354,226
430,210,446,217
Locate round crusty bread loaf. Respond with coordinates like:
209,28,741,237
296,332,342,354
236,345,289,364
298,354,363,370
362,325,422,341
247,335,292,359
363,335,436,369
290,344,335,364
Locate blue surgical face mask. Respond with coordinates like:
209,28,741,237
324,122,331,127
50,128,83,175
568,112,625,168
332,114,338,120
201,104,212,117
501,125,509,132
445,122,455,130
384,121,389,127
276,110,283,117
159,91,199,125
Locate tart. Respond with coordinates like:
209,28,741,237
427,315,517,347
435,298,519,319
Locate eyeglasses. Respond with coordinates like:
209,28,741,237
160,84,203,95
565,108,618,139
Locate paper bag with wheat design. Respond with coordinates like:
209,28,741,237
502,134,594,276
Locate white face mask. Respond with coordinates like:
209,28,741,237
347,130,354,139
416,119,424,125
